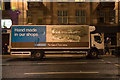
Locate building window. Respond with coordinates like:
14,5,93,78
58,10,62,16
98,11,105,23
57,0,68,2
4,2,11,10
27,17,32,23
57,10,68,24
27,10,32,23
100,0,114,2
75,10,86,24
109,11,115,23
75,0,85,2
37,17,43,24
27,10,31,17
99,11,105,17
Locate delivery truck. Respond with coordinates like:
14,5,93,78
9,25,104,59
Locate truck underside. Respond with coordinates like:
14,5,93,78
10,47,100,59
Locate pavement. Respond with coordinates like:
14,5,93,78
1,54,120,79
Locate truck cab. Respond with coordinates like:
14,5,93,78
91,33,104,54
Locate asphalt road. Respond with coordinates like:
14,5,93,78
2,55,120,79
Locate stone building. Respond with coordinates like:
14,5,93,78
114,2,120,47
2,0,27,25
27,2,91,25
1,1,120,54
27,2,119,47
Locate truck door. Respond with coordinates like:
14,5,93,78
91,33,104,50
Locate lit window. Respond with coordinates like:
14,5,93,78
1,19,12,28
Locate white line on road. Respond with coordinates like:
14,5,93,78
114,64,120,67
0,64,10,66
24,71,99,75
1,61,115,66
33,62,87,65
101,59,105,61
106,61,112,64
33,61,115,65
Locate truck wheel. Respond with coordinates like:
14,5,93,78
31,51,44,60
87,49,99,59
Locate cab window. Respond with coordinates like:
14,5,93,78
94,36,102,43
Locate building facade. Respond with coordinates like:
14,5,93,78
1,1,120,54
27,2,119,47
27,2,91,25
2,0,27,25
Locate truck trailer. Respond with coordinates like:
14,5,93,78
9,25,104,59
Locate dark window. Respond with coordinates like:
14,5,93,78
27,2,30,9
58,10,62,16
27,17,32,23
63,17,67,24
37,18,43,24
27,10,32,24
109,11,115,22
74,0,86,2
76,10,86,24
58,17,62,24
98,11,105,24
63,11,67,16
5,2,11,10
76,10,79,16
94,36,102,44
99,17,104,23
27,10,31,17
57,10,68,24
99,11,105,17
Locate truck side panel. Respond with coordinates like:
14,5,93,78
11,25,90,49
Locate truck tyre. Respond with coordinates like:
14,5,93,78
87,49,99,59
31,51,44,60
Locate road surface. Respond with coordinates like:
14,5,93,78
1,55,120,80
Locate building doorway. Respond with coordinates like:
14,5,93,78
99,17,104,24
2,34,10,55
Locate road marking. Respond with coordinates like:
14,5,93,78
1,61,114,66
33,62,87,65
106,61,112,64
0,64,10,66
24,71,99,75
33,61,115,65
101,59,104,62
114,64,120,67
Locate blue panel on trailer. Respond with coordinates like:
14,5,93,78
11,26,46,42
